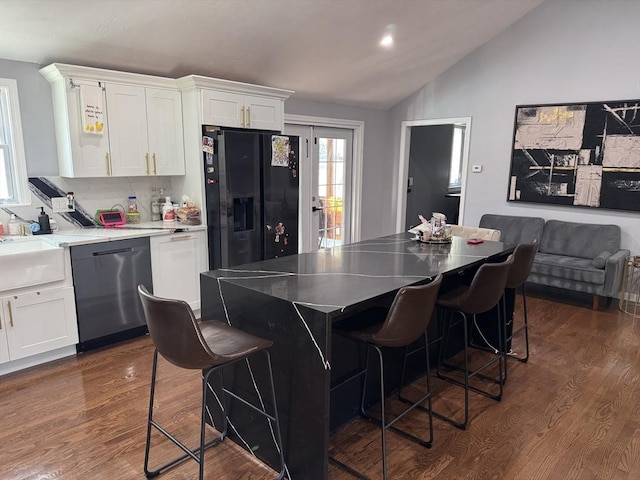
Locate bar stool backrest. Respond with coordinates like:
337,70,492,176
457,255,514,314
370,274,442,348
138,285,217,370
506,241,539,289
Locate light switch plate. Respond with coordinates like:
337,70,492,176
471,165,482,173
52,196,74,213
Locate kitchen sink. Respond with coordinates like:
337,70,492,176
0,237,65,291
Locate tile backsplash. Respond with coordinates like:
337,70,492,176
1,176,175,228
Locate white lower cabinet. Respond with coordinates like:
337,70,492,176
150,231,207,311
0,286,79,363
0,325,9,364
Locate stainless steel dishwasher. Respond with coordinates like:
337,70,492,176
71,236,153,351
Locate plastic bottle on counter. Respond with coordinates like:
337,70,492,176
128,195,138,213
8,214,20,236
0,220,4,236
162,196,175,222
150,187,161,221
157,188,166,214
66,192,75,210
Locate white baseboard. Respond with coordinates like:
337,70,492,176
0,345,77,377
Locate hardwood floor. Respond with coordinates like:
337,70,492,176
1,294,638,479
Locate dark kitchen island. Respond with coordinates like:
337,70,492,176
200,233,513,479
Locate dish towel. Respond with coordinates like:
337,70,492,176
80,84,105,135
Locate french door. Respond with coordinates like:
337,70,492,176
284,124,353,252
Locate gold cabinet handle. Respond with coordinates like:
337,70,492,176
246,106,251,127
241,106,245,127
7,300,14,328
105,152,111,176
145,153,150,175
170,234,192,241
152,153,157,175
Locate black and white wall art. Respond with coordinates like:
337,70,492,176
508,100,640,212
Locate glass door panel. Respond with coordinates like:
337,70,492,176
284,124,353,252
317,135,347,248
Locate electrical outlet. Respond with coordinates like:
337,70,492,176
471,165,482,173
52,196,74,213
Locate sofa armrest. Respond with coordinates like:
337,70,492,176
602,249,631,297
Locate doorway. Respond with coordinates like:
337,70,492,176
395,117,472,232
284,116,364,252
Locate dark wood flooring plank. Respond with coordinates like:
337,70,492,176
0,295,639,479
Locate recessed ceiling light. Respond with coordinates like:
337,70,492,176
380,24,396,49
380,34,394,48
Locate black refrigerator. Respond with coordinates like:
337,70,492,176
203,127,299,270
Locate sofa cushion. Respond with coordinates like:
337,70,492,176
539,220,621,260
592,251,612,269
479,214,545,246
531,253,606,285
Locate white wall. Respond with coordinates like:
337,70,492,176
389,0,640,252
284,98,391,241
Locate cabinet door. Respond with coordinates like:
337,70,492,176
62,79,112,177
1,287,79,361
105,83,149,176
146,88,185,175
150,231,207,311
202,90,245,128
244,94,283,131
0,323,9,364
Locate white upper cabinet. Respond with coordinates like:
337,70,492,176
106,84,186,176
178,75,293,132
41,64,294,180
146,88,185,175
105,83,149,176
201,90,283,131
40,64,185,178
243,94,283,131
47,77,112,177
202,90,245,128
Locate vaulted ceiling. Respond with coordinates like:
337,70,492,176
0,0,545,109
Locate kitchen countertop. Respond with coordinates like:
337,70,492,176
202,233,514,314
3,222,206,247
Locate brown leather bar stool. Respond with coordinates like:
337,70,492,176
434,255,513,430
330,274,442,480
138,285,286,480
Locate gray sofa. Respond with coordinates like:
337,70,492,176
479,214,630,309
480,213,545,245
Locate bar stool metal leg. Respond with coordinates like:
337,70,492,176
144,351,225,479
433,310,470,430
507,284,530,362
433,306,506,430
331,333,434,480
